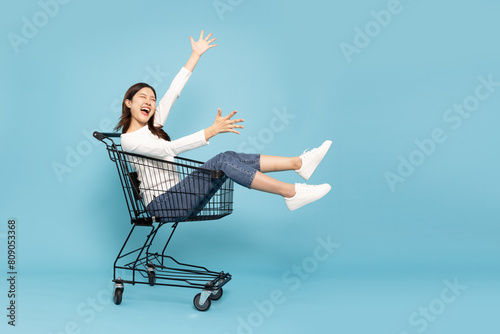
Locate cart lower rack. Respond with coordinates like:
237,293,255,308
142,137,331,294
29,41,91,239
94,131,234,311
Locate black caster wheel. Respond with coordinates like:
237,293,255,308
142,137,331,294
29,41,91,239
210,288,223,301
193,293,211,311
113,287,123,305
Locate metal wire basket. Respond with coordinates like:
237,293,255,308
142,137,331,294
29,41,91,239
94,131,234,224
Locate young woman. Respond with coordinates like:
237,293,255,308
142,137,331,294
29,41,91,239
114,30,332,218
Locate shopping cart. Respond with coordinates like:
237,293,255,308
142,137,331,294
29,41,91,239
93,131,234,311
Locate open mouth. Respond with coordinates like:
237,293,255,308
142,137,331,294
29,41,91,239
140,106,151,116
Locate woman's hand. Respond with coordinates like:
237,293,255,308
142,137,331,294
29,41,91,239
184,30,217,72
189,30,217,57
204,108,244,141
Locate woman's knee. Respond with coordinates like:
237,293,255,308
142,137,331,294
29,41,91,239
207,152,233,168
212,151,236,161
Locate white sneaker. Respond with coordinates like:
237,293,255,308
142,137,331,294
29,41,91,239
295,140,332,180
284,183,331,211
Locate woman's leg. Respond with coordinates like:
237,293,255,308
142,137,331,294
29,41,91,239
150,151,330,214
250,171,295,197
225,140,331,178
221,151,301,174
249,169,331,212
202,152,295,197
260,155,302,173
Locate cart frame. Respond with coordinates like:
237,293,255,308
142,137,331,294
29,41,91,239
94,131,234,311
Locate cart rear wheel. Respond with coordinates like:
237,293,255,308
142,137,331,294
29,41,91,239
193,293,211,311
113,288,123,305
210,288,223,301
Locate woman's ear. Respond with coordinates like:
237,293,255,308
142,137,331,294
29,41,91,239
125,99,132,108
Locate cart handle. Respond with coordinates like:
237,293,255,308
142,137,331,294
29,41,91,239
94,131,120,141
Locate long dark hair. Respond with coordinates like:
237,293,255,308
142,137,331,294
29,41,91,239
114,83,171,141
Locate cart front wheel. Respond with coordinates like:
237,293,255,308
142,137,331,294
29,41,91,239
113,288,123,305
193,293,211,311
210,288,223,301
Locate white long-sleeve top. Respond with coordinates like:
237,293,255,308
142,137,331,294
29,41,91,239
121,67,209,206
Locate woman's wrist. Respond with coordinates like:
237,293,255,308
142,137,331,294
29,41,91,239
204,126,217,141
184,52,202,72
191,51,202,59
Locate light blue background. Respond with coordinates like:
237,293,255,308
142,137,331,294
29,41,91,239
1,0,499,333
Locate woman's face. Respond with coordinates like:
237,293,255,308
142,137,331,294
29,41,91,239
126,87,156,127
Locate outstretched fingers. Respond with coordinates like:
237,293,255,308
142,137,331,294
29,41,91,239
230,118,245,124
228,117,244,134
230,122,244,133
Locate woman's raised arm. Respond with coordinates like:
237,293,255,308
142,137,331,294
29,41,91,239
154,30,217,127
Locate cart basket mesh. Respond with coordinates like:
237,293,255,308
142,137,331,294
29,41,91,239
102,138,234,224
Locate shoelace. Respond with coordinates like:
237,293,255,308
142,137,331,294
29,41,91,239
301,146,319,158
296,183,319,191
